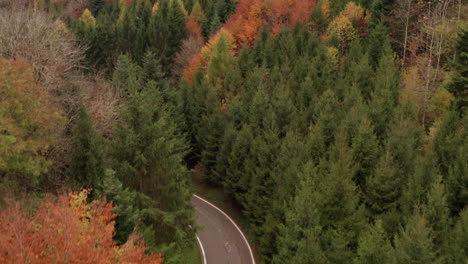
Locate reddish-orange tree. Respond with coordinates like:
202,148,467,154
0,190,163,264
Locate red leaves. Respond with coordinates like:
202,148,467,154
0,191,163,264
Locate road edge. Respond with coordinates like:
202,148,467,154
193,194,256,264
195,234,207,264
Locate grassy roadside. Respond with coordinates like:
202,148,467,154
178,244,202,264
191,173,260,263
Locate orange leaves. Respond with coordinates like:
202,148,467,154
340,2,370,36
186,17,202,36
182,0,319,80
0,190,163,264
184,29,235,82
225,0,264,48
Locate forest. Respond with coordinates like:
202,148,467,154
0,0,466,263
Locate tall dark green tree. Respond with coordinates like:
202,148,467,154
354,220,395,264
448,29,468,111
67,105,105,189
111,56,193,254
393,211,438,264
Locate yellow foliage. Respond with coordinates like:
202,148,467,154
341,2,365,22
152,2,160,15
328,15,356,48
400,66,424,106
80,9,96,28
55,18,69,33
69,189,92,223
177,0,188,16
321,0,330,18
200,29,235,70
326,46,339,67
430,88,454,121
190,0,205,23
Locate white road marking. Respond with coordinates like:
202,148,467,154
196,234,207,264
193,194,256,264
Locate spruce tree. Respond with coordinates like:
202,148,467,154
446,140,468,215
112,80,193,249
422,176,450,249
448,29,468,111
67,105,105,189
367,41,400,138
393,211,438,264
354,220,395,264
365,151,400,214
446,209,468,263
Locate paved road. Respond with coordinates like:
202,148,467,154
191,194,256,264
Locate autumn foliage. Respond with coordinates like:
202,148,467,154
0,58,63,181
183,0,318,81
0,190,163,264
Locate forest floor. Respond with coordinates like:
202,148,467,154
192,174,260,263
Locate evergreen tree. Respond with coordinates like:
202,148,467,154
148,0,187,73
67,105,105,189
225,125,254,206
272,162,325,264
433,109,464,176
354,220,395,264
209,9,222,36
393,211,438,264
446,139,468,215
350,113,380,188
90,0,105,16
365,150,400,214
112,80,193,249
367,41,400,138
311,1,328,34
448,29,468,111
401,153,439,215
422,176,450,250
207,34,235,89
446,209,468,263
367,21,388,69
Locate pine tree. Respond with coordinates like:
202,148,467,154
260,130,312,261
365,151,401,214
422,176,450,249
350,114,380,188
209,9,222,36
225,125,254,206
446,139,468,215
90,0,105,16
311,1,329,34
148,0,187,73
272,162,325,264
367,41,400,138
112,82,193,248
401,153,439,215
207,34,235,88
354,220,395,264
393,211,438,264
448,29,468,111
367,21,388,69
67,105,105,189
243,130,280,240
446,209,468,263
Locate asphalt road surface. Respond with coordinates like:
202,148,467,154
192,194,256,264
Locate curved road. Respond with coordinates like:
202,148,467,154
191,195,256,264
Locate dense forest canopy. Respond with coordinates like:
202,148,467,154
0,0,467,263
